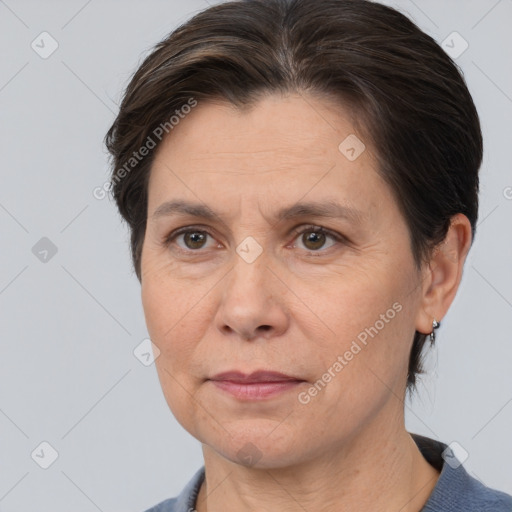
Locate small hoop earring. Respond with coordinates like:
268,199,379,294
430,318,440,343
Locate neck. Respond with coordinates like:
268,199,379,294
195,416,440,512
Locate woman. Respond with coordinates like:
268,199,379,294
104,0,512,510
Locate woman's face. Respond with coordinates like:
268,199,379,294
140,93,428,468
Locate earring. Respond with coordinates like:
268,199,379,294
430,318,440,343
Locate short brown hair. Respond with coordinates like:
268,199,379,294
104,0,482,395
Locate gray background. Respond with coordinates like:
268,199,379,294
1,0,511,510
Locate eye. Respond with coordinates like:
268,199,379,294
290,225,345,253
163,226,218,252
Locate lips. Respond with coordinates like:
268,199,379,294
210,370,304,383
209,370,305,400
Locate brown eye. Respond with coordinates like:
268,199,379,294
292,226,343,253
302,231,327,250
164,227,216,252
182,231,208,250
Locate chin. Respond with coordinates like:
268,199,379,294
201,421,310,469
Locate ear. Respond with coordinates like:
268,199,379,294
415,213,473,336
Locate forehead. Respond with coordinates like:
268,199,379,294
154,93,368,165
147,93,384,219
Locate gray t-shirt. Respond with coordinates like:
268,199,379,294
143,433,512,511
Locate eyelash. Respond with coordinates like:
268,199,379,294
162,224,347,256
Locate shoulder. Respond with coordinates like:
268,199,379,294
450,471,512,512
142,497,178,512
430,470,512,512
140,466,205,512
411,433,512,512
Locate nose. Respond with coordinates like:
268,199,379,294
215,252,289,342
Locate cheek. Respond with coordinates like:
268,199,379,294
141,262,215,370
143,274,206,430
141,248,190,334
305,269,396,340
141,278,168,343
305,264,413,383
142,282,188,354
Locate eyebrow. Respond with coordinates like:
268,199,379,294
151,199,365,225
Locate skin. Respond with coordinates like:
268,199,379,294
140,92,472,512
